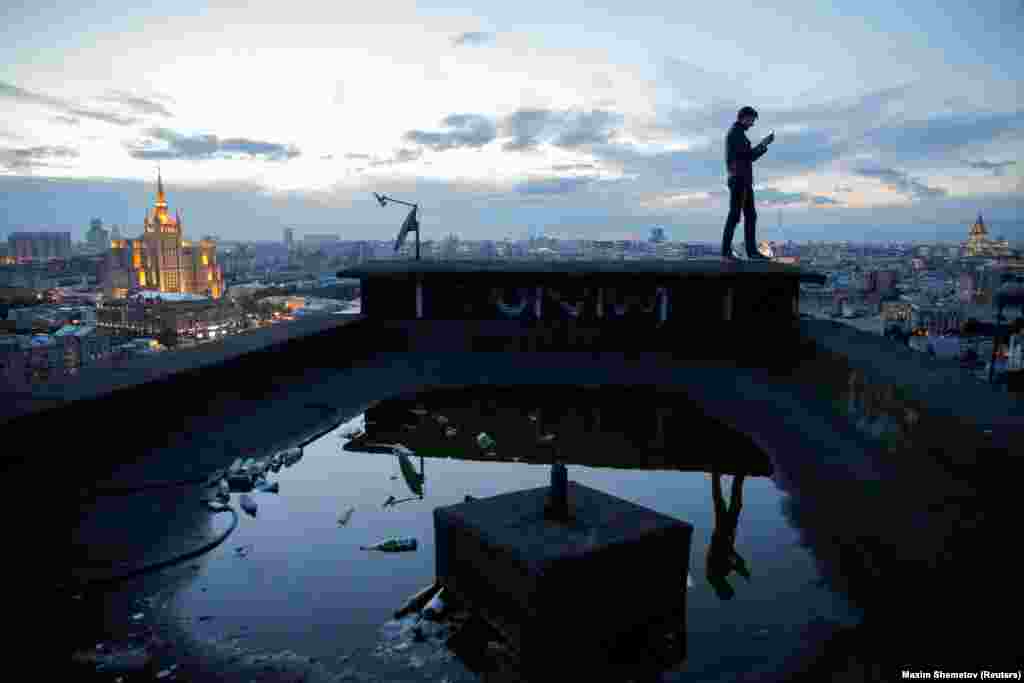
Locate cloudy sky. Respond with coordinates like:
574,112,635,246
1,0,1021,243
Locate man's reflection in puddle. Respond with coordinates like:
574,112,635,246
706,470,751,600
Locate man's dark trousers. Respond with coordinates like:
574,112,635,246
721,176,757,256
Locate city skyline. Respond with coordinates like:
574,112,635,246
1,1,1021,243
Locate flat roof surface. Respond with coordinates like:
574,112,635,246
340,258,827,283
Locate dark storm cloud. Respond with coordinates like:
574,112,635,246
403,114,497,151
126,127,300,161
452,32,495,47
965,159,1017,176
853,165,948,199
0,80,139,126
98,90,174,117
0,145,79,170
514,176,595,195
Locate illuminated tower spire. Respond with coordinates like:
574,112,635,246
156,166,167,208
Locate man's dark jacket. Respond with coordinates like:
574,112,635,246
725,122,766,184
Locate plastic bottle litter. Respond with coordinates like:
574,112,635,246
227,473,254,492
254,480,279,494
239,494,257,517
421,588,445,620
394,582,441,619
360,537,417,552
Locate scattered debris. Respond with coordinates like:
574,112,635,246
239,494,257,517
394,582,441,619
227,472,254,492
338,507,355,527
360,537,417,552
156,663,178,679
254,480,279,494
421,588,445,620
203,469,226,487
73,646,151,673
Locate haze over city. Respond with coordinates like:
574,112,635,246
1,0,1021,243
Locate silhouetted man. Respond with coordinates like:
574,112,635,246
722,106,774,262
706,470,751,600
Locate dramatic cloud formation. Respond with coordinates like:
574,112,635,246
404,114,497,151
451,31,495,47
514,176,595,195
965,159,1017,176
0,145,79,171
706,186,840,207
498,108,623,152
860,110,1023,162
98,90,174,117
853,165,947,199
125,127,300,161
551,163,598,172
0,80,138,126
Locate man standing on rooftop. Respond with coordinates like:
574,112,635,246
721,106,774,262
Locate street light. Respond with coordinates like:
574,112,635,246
374,193,421,261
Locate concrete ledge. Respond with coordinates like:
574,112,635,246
434,482,692,676
0,314,365,427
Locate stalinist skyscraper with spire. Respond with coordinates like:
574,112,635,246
105,170,224,299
